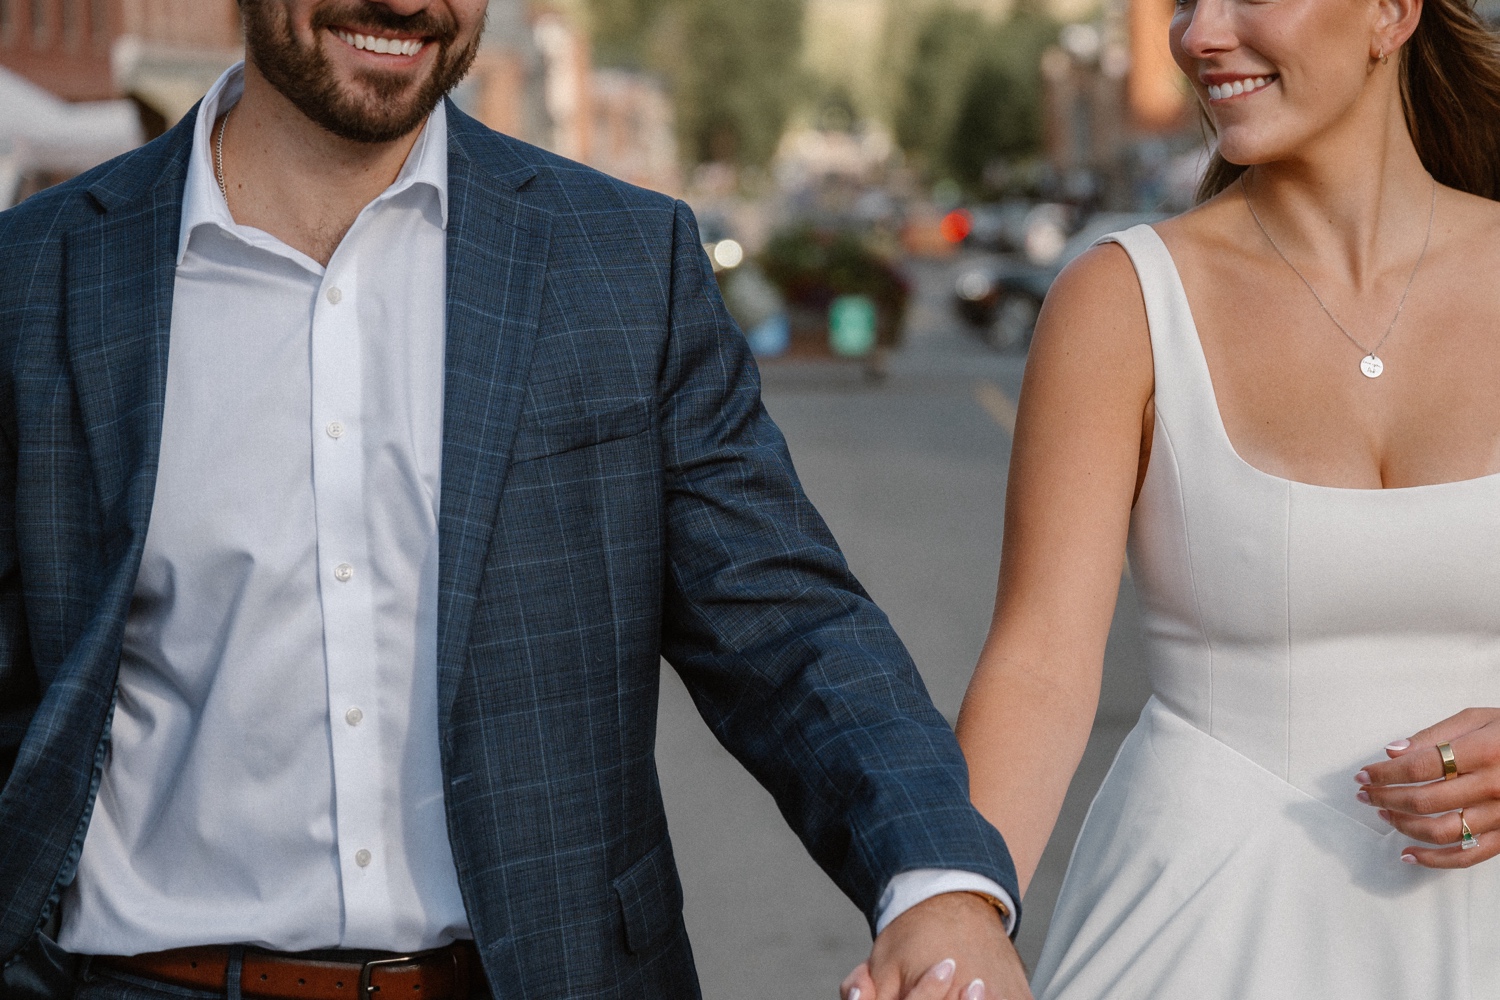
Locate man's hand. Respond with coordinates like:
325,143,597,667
840,892,1034,1000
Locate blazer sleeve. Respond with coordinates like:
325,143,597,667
655,199,1021,932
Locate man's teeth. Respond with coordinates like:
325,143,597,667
1208,76,1275,101
334,29,425,56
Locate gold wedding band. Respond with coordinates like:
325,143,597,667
1438,741,1459,780
1461,808,1480,851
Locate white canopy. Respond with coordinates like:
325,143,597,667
0,66,143,208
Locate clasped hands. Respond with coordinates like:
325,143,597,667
838,892,1034,1000
1357,707,1500,867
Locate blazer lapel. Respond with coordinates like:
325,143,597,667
67,121,194,561
437,112,553,728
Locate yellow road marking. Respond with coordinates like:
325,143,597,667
973,380,1017,435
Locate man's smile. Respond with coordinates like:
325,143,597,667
330,27,429,58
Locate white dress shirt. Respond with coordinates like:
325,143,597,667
60,65,466,953
58,63,1011,956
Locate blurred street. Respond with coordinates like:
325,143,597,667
655,253,1154,997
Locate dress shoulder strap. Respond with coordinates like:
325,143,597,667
1092,224,1221,434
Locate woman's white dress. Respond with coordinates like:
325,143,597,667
1031,225,1500,998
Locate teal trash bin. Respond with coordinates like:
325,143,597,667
829,295,877,358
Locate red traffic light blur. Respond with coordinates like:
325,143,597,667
940,209,973,245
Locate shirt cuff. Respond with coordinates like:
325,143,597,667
874,869,1018,937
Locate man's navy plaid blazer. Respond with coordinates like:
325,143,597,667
0,102,1018,998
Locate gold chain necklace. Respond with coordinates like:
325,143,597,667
1241,174,1436,379
214,105,232,201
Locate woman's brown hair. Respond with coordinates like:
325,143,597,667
1196,0,1500,202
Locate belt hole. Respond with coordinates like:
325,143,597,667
261,974,269,981
189,961,198,969
336,983,344,989
298,978,307,985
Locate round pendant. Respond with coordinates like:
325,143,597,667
1360,354,1384,379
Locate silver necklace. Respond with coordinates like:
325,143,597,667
1241,174,1436,379
214,105,232,201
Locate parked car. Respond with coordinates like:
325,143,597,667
962,200,1034,253
954,211,1167,351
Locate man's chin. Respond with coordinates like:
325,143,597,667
244,1,479,146
301,63,446,142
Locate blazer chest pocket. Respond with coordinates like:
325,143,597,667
511,399,652,463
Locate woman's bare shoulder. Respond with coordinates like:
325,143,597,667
1037,237,1148,355
1442,186,1500,247
1150,193,1242,256
1027,235,1153,405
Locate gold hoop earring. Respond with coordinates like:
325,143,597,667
1379,48,1389,64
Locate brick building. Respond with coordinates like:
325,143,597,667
0,0,240,132
0,0,120,100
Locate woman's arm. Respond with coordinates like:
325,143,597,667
956,241,1154,895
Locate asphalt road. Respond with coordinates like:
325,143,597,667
654,255,1153,998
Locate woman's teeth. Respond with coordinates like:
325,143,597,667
335,30,425,57
1208,76,1275,101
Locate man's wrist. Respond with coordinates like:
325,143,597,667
955,889,1011,927
875,869,1018,936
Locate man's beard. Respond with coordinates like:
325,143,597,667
242,1,481,143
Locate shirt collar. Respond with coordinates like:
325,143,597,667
177,62,450,266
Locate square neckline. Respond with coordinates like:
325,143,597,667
1136,224,1500,494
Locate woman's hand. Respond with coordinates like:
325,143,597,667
1357,708,1500,867
837,892,1030,999
840,959,990,1000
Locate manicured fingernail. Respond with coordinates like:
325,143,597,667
1354,770,1371,785
1402,852,1418,864
1356,790,1371,804
1378,809,1392,824
1386,740,1410,752
934,959,956,983
849,989,860,1000
965,979,986,1000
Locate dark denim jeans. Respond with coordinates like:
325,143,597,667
74,949,249,1000
72,950,493,1000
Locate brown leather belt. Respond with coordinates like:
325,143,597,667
93,941,481,999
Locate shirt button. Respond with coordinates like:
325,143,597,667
326,286,343,305
354,849,372,868
345,706,363,727
326,421,345,439
334,563,354,582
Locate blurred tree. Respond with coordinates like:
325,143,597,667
893,2,1057,189
893,6,987,173
585,0,806,168
586,0,669,68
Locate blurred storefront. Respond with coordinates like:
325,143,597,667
1039,0,1205,211
0,63,140,206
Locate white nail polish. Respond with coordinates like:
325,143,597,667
1401,853,1418,864
934,958,957,983
1386,739,1410,752
966,978,987,1000
849,989,861,1000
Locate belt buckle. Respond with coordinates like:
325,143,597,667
358,954,417,998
